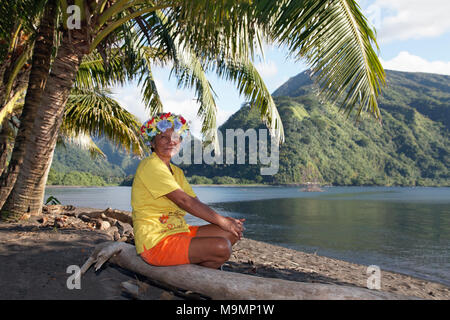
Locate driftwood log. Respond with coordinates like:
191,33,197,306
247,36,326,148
81,241,418,300
73,207,133,226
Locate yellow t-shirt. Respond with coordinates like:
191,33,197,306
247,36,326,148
131,152,196,254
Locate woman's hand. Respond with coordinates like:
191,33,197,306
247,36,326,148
220,217,246,240
165,189,245,239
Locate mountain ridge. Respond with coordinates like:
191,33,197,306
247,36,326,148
49,69,449,187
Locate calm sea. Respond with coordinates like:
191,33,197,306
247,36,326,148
44,186,450,286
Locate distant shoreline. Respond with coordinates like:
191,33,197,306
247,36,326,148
45,184,273,188
45,184,449,188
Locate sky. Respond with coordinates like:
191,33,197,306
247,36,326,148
111,0,450,138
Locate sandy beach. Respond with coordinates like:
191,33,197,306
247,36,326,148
0,206,448,300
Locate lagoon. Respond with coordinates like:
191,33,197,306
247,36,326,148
44,185,450,286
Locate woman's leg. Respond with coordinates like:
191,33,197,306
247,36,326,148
187,224,239,269
188,236,232,269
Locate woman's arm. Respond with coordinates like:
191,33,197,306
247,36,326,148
165,189,244,239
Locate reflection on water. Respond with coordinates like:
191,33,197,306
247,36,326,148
211,197,450,286
45,186,450,285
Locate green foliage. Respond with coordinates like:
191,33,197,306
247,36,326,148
48,141,127,186
44,196,61,205
47,169,109,186
119,175,135,186
182,70,449,187
212,176,237,184
188,175,214,185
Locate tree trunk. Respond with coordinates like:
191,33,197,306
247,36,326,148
81,242,418,300
0,60,10,107
33,145,55,207
0,1,57,215
1,27,88,220
0,117,14,174
0,72,31,177
0,116,14,171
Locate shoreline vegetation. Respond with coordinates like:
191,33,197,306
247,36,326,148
46,183,449,188
45,171,450,187
1,205,448,300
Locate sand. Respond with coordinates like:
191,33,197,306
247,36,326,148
0,207,448,300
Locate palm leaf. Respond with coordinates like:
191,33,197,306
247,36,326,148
61,87,146,157
76,52,130,89
172,48,220,151
0,87,26,124
166,0,265,63
58,132,106,159
148,9,221,150
212,58,285,144
269,0,385,121
138,52,164,115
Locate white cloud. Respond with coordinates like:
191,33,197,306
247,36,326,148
367,0,450,43
255,60,278,79
111,84,148,122
381,51,450,75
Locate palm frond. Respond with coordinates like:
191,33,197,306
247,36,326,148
62,87,146,157
132,10,179,118
149,9,221,150
172,47,220,151
76,53,130,89
166,0,266,63
58,133,106,159
0,87,27,124
269,0,385,121
138,52,164,114
213,58,285,144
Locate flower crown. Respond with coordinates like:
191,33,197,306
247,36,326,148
140,112,190,146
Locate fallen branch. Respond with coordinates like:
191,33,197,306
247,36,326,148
81,241,418,300
76,208,133,226
42,205,76,215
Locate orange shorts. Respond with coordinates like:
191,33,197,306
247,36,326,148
140,226,199,266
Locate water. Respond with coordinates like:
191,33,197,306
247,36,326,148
44,186,450,285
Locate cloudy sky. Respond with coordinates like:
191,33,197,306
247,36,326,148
112,0,450,137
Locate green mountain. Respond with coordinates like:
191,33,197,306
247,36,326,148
49,69,449,187
181,69,449,186
48,137,140,186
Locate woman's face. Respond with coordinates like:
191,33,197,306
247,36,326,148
151,127,181,158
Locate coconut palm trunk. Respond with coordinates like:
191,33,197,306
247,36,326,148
0,62,9,106
0,116,14,171
0,1,57,212
1,28,88,220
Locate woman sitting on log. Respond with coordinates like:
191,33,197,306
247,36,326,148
131,112,245,269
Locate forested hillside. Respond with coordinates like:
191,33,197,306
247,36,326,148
182,70,449,186
49,70,449,187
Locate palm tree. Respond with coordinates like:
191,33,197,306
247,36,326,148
1,0,385,221
0,85,145,222
0,1,283,219
0,0,43,110
0,46,147,220
0,0,57,211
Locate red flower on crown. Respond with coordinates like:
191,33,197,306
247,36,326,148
179,116,186,124
160,112,171,119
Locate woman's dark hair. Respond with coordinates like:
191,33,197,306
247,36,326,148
150,137,155,152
